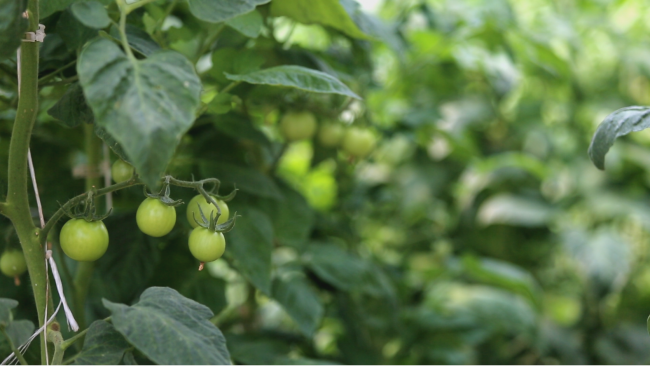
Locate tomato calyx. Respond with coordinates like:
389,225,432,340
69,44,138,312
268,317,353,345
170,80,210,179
192,204,238,233
62,190,112,222
143,176,184,207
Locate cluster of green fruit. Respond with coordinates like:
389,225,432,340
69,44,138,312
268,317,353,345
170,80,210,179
0,162,232,280
280,111,377,158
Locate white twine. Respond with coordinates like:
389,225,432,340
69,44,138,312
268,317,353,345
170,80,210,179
1,303,62,365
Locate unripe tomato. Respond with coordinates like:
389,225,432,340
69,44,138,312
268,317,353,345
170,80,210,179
186,195,229,228
342,127,376,158
0,250,27,277
136,198,177,237
318,123,344,147
188,227,226,262
111,159,133,183
60,219,109,261
280,111,317,141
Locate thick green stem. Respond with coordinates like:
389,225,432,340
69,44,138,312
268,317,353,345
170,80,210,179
6,0,49,362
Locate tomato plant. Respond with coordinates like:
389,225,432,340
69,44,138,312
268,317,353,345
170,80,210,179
111,159,133,184
188,228,226,263
59,219,109,262
1,0,649,365
317,122,345,147
279,111,318,141
341,127,376,158
136,197,176,237
186,195,229,228
0,250,26,277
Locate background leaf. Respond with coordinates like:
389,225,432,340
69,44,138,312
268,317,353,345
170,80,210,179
270,0,369,39
187,0,270,23
70,1,110,30
588,106,650,170
0,0,27,61
271,271,324,337
225,66,361,99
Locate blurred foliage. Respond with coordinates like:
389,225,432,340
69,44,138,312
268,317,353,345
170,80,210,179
2,0,650,364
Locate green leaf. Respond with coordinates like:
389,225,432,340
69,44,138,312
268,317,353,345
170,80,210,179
0,298,18,324
207,93,233,115
77,38,201,188
477,194,554,227
212,114,270,147
303,243,367,291
225,10,263,38
225,334,291,365
47,82,93,128
339,0,405,55
272,271,323,337
187,0,270,23
588,106,650,170
40,0,110,18
199,162,283,200
226,207,273,294
73,321,131,365
56,8,97,51
211,48,266,84
71,1,110,29
180,273,228,316
270,0,368,39
103,287,231,365
0,320,34,358
258,182,314,249
108,24,160,57
94,125,130,163
225,66,361,99
0,0,27,61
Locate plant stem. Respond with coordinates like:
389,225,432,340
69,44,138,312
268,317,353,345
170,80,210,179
37,59,76,86
118,5,137,62
6,0,49,363
0,326,28,365
71,124,104,331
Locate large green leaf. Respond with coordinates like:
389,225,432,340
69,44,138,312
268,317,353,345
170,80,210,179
108,24,160,57
56,8,97,51
225,66,361,99
0,0,27,61
77,38,201,188
225,10,263,38
73,321,131,365
70,1,110,29
270,0,368,39
103,287,231,365
40,0,110,18
226,207,273,294
258,181,314,249
588,106,650,170
187,0,270,23
271,271,323,337
303,243,367,291
47,82,93,128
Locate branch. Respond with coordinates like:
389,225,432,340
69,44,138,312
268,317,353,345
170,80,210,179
39,177,144,245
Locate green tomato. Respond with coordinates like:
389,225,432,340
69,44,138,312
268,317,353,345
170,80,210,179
0,250,27,277
186,195,229,228
111,159,133,183
136,198,177,237
342,127,376,158
280,111,317,141
318,123,344,147
188,227,226,262
60,219,109,262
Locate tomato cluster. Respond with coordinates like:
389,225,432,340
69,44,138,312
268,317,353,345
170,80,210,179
280,111,377,158
54,162,232,269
